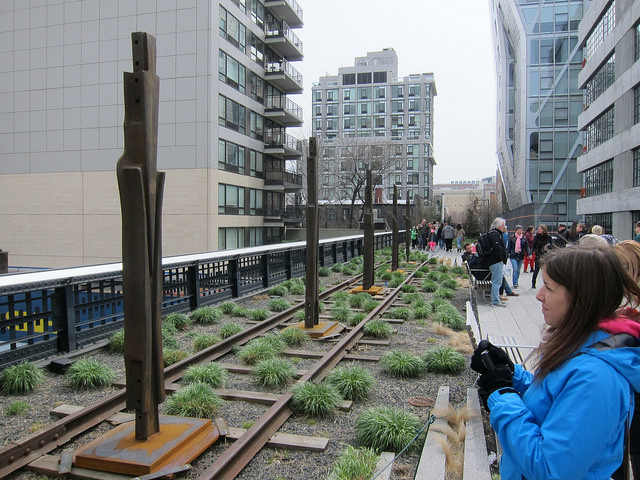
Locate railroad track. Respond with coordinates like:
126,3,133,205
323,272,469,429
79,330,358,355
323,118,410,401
1,258,469,480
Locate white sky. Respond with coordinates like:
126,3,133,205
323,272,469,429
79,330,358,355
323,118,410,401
295,0,498,185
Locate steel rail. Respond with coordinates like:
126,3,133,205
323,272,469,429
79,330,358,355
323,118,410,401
0,274,363,478
196,263,423,480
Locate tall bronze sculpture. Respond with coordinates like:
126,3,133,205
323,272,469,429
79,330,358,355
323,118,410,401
117,32,165,441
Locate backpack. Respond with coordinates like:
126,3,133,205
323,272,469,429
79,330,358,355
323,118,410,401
475,232,493,258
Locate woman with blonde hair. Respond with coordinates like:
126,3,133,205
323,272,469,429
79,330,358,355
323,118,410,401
472,247,640,479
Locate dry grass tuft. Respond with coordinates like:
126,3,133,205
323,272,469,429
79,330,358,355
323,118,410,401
447,331,474,354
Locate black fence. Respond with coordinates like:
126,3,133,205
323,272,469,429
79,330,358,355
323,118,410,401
0,231,401,370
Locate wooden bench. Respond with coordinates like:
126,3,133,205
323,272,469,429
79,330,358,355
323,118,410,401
464,261,492,315
488,334,536,370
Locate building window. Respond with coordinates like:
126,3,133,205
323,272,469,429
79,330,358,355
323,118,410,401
585,54,615,108
584,213,613,233
249,0,264,28
357,72,372,84
585,0,615,62
392,85,404,98
358,87,371,99
342,73,356,85
326,89,338,101
248,72,264,103
249,111,263,140
636,22,640,62
584,107,614,152
218,183,245,215
218,139,245,173
343,87,355,101
373,71,387,83
634,148,640,187
313,90,322,102
250,33,264,66
584,159,613,197
249,188,263,215
635,85,640,124
373,86,386,99
250,150,263,178
343,103,354,115
219,6,247,53
218,50,246,94
408,84,420,97
327,103,338,116
218,227,245,250
218,95,246,134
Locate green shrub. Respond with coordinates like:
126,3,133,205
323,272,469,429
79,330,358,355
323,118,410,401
325,365,375,402
319,267,331,277
290,382,342,418
432,306,466,331
355,406,422,453
437,264,450,273
451,266,465,276
400,292,424,305
363,320,393,339
428,298,449,312
164,382,223,418
219,322,243,339
162,326,179,350
433,288,455,300
0,361,45,394
163,348,189,366
278,327,309,347
191,306,223,325
347,312,367,327
379,271,393,281
331,291,350,303
379,351,424,378
400,284,417,293
342,267,355,276
193,333,221,352
440,278,459,290
237,336,285,364
331,263,344,273
423,346,466,374
66,358,115,389
428,257,438,264
349,292,371,309
412,270,424,278
183,363,228,388
268,285,289,297
332,304,352,324
219,301,241,315
164,313,191,331
362,299,379,313
288,282,305,295
5,400,30,416
327,446,379,480
247,308,271,322
385,307,412,320
252,357,297,388
108,330,125,354
426,271,441,282
412,303,431,320
292,309,306,322
268,298,291,312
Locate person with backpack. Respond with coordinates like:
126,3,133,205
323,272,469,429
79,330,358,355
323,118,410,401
471,246,640,480
442,222,455,252
479,217,510,308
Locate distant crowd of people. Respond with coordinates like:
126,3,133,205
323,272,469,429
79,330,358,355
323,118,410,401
463,217,640,479
410,220,465,253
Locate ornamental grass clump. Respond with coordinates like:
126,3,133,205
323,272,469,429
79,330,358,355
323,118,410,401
66,358,115,389
163,348,189,366
440,278,459,290
332,304,352,324
423,346,466,374
163,313,191,331
331,263,344,273
162,326,179,350
347,312,367,327
327,446,379,480
385,307,412,321
219,301,241,315
252,357,297,389
413,270,424,278
268,285,289,297
290,381,342,418
0,361,45,394
428,257,438,264
428,298,449,312
193,333,221,352
412,303,431,320
349,292,371,309
164,382,223,418
432,306,466,331
287,282,305,295
380,350,424,378
363,319,393,339
426,271,441,282
191,306,223,325
355,406,422,453
451,265,465,276
183,363,228,388
401,292,425,305
268,298,291,312
219,322,243,339
362,299,379,313
421,279,439,293
278,327,309,347
5,400,30,416
437,264,450,273
379,271,393,281
108,330,125,354
318,266,331,277
400,283,417,293
247,308,271,322
237,336,285,365
434,288,455,300
325,365,375,402
331,291,350,303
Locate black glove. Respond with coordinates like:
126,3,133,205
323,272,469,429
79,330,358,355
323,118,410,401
478,365,515,411
470,340,514,374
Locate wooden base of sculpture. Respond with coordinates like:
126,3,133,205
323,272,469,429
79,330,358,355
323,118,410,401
286,321,344,338
73,415,220,476
349,285,385,295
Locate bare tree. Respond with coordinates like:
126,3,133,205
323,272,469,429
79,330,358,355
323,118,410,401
463,196,500,236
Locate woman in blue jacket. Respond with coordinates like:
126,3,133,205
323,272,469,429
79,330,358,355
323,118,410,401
472,246,640,479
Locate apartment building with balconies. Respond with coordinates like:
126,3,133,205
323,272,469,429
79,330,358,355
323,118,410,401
0,0,304,268
309,49,436,228
576,0,640,239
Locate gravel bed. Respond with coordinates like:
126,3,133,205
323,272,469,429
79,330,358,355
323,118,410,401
2,267,481,480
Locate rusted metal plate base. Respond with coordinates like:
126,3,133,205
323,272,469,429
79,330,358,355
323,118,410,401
73,415,220,476
286,321,344,338
350,285,385,295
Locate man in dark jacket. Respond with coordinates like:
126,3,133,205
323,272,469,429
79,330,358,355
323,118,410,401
485,217,509,307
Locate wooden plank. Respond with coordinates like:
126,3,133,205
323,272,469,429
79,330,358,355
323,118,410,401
283,349,381,362
463,389,492,480
414,386,449,480
28,454,130,480
358,339,391,346
50,404,83,418
226,427,329,451
372,451,395,480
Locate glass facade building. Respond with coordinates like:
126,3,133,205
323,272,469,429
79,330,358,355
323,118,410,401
490,0,586,225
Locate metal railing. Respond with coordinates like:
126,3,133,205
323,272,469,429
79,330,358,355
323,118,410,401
264,58,303,87
265,94,303,120
265,20,303,54
0,232,402,370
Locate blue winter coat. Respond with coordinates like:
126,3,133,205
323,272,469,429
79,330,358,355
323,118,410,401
488,330,640,480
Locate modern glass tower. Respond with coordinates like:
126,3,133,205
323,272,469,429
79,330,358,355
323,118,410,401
310,49,436,226
0,0,304,268
489,0,586,227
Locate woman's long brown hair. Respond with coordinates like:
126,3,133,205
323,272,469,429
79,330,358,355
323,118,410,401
534,246,640,380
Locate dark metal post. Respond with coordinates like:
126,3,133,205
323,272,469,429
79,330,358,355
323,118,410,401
391,185,398,271
405,191,411,262
0,250,7,274
116,32,164,441
304,137,319,328
362,170,375,290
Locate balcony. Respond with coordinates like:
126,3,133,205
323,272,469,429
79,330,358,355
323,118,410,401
265,169,303,192
264,58,303,94
264,130,303,158
265,20,303,61
264,95,303,127
264,0,303,28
